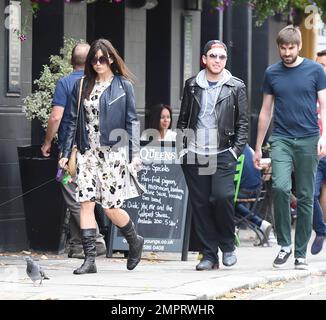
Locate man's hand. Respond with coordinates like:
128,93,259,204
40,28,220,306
253,149,262,170
41,106,64,157
41,142,51,157
318,135,326,156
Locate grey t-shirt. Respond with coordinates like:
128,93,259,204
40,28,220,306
188,69,233,155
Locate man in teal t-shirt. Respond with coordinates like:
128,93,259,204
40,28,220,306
254,25,326,270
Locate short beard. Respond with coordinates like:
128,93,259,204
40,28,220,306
281,55,298,65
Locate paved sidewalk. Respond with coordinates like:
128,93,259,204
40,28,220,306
1,231,326,300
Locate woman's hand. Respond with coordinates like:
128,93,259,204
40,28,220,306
58,157,68,169
131,157,142,172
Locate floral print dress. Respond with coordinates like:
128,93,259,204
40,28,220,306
76,79,143,208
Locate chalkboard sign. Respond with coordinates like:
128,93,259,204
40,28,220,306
111,142,189,253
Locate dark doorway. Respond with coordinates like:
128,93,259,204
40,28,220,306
31,1,64,145
87,1,124,57
201,0,221,55
32,2,64,86
251,21,269,147
145,0,171,128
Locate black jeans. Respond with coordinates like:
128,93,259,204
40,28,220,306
181,150,236,263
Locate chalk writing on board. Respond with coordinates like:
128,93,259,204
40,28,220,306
112,145,188,252
123,162,185,239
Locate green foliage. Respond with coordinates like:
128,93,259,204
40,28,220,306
250,0,326,26
209,1,326,27
311,0,326,24
22,38,83,129
250,0,290,26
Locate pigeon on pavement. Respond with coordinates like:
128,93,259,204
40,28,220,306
25,256,49,286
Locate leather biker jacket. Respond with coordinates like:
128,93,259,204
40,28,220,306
176,75,248,158
61,74,140,159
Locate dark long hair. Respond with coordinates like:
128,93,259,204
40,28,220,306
149,104,173,131
83,38,135,100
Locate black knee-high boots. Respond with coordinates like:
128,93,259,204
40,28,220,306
73,228,97,275
119,220,144,270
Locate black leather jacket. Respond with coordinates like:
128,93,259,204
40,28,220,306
176,75,248,158
61,75,140,159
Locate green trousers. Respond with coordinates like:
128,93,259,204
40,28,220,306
269,135,319,258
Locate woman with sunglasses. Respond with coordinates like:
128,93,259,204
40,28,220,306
59,39,144,274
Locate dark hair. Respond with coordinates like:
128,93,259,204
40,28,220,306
203,40,227,55
276,25,301,47
149,104,173,132
71,43,90,68
317,50,326,57
83,38,135,99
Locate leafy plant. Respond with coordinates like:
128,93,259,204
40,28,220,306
22,38,83,129
209,0,326,26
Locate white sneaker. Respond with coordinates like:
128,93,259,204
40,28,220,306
260,220,272,240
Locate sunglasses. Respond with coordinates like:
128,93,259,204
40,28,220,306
91,55,109,65
207,53,227,60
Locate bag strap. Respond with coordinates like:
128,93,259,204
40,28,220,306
72,76,84,148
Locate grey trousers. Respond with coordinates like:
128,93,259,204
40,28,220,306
60,178,105,248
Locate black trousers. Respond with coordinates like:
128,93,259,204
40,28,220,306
181,151,236,263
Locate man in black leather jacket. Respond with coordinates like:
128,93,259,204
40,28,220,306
177,40,248,271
